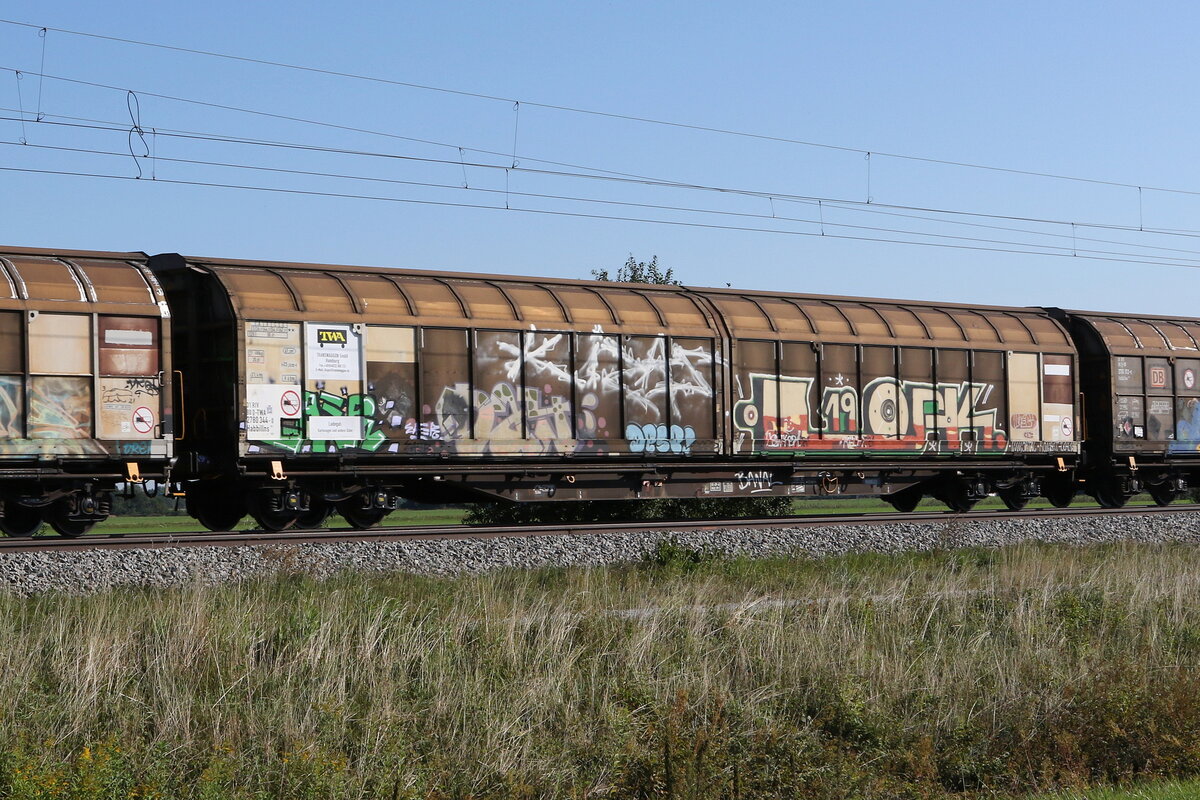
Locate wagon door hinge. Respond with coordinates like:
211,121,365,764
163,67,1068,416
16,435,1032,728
1128,456,1138,472
270,460,286,481
124,462,144,484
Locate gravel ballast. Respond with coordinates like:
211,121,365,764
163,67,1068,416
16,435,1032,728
2,512,1200,596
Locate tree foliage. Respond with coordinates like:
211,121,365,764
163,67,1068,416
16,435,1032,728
591,254,680,286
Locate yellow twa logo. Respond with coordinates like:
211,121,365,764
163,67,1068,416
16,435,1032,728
317,329,347,345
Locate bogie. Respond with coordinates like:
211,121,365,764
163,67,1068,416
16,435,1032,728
247,490,301,533
296,498,333,529
46,494,108,538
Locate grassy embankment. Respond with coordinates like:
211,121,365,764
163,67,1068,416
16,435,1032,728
3,541,1200,797
1036,781,1200,799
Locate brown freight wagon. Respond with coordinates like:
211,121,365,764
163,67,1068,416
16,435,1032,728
149,252,1082,531
1050,309,1200,506
0,247,172,536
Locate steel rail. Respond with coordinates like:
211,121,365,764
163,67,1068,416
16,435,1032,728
0,504,1197,553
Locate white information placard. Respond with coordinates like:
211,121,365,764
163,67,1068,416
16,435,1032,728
307,416,363,440
305,323,362,382
246,384,293,439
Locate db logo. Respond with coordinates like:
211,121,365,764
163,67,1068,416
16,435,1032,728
1150,366,1167,388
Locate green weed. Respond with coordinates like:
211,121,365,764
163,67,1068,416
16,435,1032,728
0,542,1198,797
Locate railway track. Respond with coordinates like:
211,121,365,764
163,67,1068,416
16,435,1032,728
2,503,1197,553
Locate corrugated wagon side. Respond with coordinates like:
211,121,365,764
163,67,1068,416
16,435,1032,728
150,252,733,530
0,247,172,536
691,288,1081,510
1051,309,1200,506
152,251,1087,530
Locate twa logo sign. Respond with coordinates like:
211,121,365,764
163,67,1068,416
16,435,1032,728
316,329,348,345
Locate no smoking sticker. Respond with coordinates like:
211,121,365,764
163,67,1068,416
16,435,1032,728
1186,369,1196,390
280,390,301,417
132,406,155,434
1061,416,1073,439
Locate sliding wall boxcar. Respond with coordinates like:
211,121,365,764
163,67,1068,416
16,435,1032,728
146,253,724,483
1055,311,1200,460
0,247,171,466
148,251,1082,514
702,289,1080,461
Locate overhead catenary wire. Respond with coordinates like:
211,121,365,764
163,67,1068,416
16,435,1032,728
0,66,669,185
7,67,1200,250
12,136,1200,267
2,16,1198,199
6,66,1200,250
8,108,1200,257
9,161,1200,274
3,46,1199,272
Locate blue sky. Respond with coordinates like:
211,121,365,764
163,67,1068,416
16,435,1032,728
3,1,1199,316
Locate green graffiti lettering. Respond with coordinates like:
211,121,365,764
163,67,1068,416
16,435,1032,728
362,429,388,451
255,390,391,454
348,394,376,417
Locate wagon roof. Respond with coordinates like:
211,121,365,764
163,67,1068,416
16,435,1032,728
1057,309,1200,357
154,252,1072,349
689,288,1072,351
0,246,165,315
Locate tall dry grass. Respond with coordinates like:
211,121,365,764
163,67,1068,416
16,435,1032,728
1,541,1200,797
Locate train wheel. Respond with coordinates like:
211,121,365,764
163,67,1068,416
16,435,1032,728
943,494,977,513
296,498,333,529
248,493,299,533
187,483,247,532
1148,482,1179,507
885,486,923,513
48,515,94,538
46,497,104,538
998,485,1029,511
1093,483,1128,509
1043,479,1076,508
337,501,387,530
935,481,977,513
0,503,42,537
